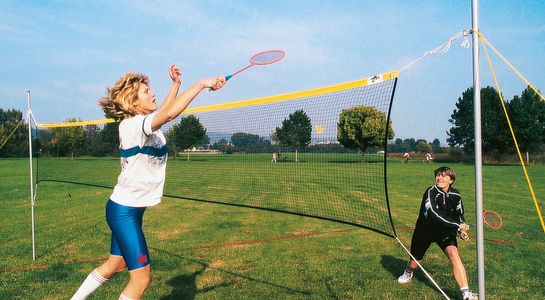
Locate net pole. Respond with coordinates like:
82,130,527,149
471,0,485,298
27,91,36,261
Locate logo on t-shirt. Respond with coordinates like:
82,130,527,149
145,134,167,167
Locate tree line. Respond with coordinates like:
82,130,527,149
166,107,392,161
447,86,545,159
1,106,392,159
2,85,543,161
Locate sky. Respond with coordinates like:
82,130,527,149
1,0,544,143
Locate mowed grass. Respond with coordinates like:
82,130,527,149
1,157,544,299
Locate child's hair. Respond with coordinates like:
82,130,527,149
434,166,456,182
99,73,150,120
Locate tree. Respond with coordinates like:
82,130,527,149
230,132,270,153
337,106,394,159
211,138,235,154
508,86,545,153
415,140,431,153
275,110,312,162
83,124,105,156
392,138,403,153
36,128,54,157
0,108,28,157
201,135,210,148
165,127,177,156
402,138,417,152
431,138,442,153
101,122,120,156
54,118,87,158
447,86,511,158
231,132,260,150
168,115,206,160
414,139,431,153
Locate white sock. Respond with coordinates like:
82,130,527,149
71,269,108,300
119,293,137,300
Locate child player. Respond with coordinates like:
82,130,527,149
397,166,476,300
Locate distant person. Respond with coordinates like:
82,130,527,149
397,166,476,300
424,152,433,163
402,152,410,163
70,65,226,300
272,152,277,163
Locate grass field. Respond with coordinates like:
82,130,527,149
1,157,544,299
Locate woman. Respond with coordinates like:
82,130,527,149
71,65,226,300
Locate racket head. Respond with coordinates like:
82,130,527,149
249,50,285,65
483,210,503,229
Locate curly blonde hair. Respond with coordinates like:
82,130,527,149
99,73,150,120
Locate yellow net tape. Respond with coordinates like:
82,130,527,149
36,118,117,128
35,71,399,128
479,31,545,234
185,71,399,113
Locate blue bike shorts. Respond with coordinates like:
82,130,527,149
106,199,150,270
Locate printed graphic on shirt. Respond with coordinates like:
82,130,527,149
121,156,129,170
145,134,167,167
119,134,168,163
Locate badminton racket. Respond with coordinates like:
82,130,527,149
467,210,503,229
225,50,285,81
459,209,503,241
482,209,503,229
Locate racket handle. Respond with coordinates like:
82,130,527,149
458,229,470,241
225,74,233,81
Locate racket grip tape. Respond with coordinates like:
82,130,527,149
458,229,470,241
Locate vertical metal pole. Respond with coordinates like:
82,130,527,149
27,91,36,261
471,1,485,298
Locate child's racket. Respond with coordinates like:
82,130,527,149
482,209,503,229
225,50,285,81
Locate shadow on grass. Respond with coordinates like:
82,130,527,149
155,248,311,299
380,255,439,292
323,276,341,300
160,264,232,300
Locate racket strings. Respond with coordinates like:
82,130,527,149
250,50,285,65
483,210,503,229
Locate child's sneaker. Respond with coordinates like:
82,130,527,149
397,269,413,284
462,289,478,300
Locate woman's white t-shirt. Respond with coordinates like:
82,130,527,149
110,113,168,207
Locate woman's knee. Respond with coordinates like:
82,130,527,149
107,256,127,273
130,266,152,288
114,262,127,273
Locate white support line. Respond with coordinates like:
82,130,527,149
395,236,450,299
400,30,470,73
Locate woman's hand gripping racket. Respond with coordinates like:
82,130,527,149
225,50,285,81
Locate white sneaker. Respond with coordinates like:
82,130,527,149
462,289,478,300
397,269,413,284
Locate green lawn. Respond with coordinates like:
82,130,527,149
1,157,544,299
